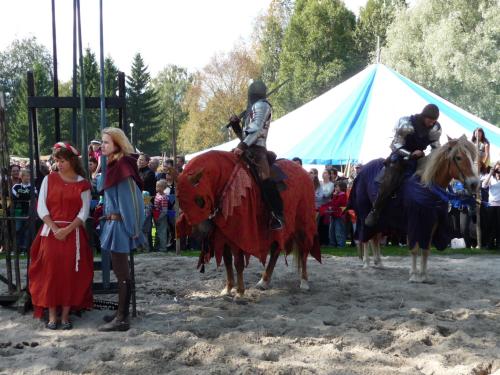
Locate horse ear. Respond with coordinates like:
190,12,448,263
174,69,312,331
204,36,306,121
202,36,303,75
459,134,467,141
447,135,453,142
188,168,204,186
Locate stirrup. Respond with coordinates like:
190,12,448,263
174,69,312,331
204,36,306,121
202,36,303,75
270,213,284,230
364,209,379,227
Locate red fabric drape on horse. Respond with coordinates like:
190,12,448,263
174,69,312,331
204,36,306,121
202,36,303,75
29,173,94,318
176,151,321,266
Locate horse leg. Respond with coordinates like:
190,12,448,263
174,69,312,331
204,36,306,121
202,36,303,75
420,248,430,283
362,241,370,268
409,246,420,282
373,234,384,268
220,245,234,296
256,242,279,290
299,251,310,291
234,251,246,299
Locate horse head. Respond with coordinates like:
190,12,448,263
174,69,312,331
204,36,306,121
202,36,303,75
177,151,235,239
421,135,479,193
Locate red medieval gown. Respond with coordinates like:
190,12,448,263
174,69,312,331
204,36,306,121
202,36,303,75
29,173,94,318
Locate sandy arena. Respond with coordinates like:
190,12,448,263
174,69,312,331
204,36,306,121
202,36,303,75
1,253,500,375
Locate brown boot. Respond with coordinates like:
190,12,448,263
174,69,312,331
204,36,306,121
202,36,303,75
98,317,130,332
98,280,131,332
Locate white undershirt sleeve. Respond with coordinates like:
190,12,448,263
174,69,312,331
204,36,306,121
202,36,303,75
37,176,49,220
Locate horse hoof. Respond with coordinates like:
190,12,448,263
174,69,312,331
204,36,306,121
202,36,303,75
255,279,270,290
362,263,370,269
374,262,384,269
300,280,310,291
409,274,421,283
234,293,248,305
220,287,233,296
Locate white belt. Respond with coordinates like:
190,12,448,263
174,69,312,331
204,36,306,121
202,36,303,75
41,221,81,272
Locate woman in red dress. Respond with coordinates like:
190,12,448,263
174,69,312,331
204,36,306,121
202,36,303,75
29,142,93,330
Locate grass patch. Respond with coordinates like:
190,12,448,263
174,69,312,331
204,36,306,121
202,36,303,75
1,245,496,261
153,245,497,258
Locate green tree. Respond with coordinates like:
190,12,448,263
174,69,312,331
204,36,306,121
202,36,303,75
77,48,100,141
253,0,293,86
8,62,53,156
104,56,120,128
178,45,261,153
127,53,162,155
382,0,499,125
0,38,53,156
354,0,406,63
0,37,52,104
153,65,191,156
275,0,360,117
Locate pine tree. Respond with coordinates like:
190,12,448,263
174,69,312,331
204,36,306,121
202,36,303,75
126,53,162,155
104,56,119,128
77,48,100,141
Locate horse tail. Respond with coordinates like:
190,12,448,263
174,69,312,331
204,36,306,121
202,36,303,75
347,176,358,211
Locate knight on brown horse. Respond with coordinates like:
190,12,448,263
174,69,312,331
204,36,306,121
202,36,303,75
229,80,284,230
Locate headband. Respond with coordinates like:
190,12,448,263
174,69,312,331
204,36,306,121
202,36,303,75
53,142,80,156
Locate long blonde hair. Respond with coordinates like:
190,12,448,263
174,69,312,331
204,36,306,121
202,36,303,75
102,127,134,162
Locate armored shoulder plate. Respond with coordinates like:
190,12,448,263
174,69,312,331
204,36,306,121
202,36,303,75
428,121,442,149
242,100,272,147
390,116,414,156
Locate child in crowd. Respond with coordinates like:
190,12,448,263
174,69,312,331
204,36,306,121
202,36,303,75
328,181,348,247
153,179,169,252
142,191,153,251
12,169,36,253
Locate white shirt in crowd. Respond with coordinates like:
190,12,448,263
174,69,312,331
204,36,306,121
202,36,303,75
482,173,500,207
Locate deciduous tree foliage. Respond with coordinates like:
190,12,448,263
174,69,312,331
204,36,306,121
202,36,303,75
382,0,499,125
0,38,53,156
274,0,360,117
354,0,406,63
178,45,261,154
153,65,191,156
253,0,293,87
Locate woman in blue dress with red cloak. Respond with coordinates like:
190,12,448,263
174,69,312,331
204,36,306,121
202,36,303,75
97,127,145,332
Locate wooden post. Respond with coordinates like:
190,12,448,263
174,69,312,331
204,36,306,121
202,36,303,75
475,136,482,248
0,92,14,293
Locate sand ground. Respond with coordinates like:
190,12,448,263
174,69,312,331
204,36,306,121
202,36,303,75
1,252,500,375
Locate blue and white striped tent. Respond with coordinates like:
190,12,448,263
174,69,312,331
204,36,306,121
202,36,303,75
187,64,499,165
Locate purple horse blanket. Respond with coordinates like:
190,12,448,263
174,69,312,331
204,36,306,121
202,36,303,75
349,158,450,250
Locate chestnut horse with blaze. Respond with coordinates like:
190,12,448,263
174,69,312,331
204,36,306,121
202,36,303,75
176,150,321,300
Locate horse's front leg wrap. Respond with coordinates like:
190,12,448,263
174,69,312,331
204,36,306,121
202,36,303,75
234,251,245,297
221,245,234,296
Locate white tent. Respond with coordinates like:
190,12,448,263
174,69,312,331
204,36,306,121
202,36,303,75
187,64,499,165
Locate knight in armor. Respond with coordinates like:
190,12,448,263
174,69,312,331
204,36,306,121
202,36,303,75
229,80,284,230
365,104,442,227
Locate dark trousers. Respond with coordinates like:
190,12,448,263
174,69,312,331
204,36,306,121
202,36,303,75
448,207,472,248
486,206,500,249
372,159,406,212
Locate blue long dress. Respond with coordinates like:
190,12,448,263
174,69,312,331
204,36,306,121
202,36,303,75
99,176,146,253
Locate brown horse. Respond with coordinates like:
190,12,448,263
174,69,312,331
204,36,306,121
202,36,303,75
350,135,479,282
176,151,321,300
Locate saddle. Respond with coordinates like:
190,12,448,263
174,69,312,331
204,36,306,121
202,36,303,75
244,150,288,192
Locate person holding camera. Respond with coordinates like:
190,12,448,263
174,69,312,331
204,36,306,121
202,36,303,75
482,161,500,249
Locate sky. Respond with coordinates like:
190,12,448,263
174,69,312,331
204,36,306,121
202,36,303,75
0,0,368,81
